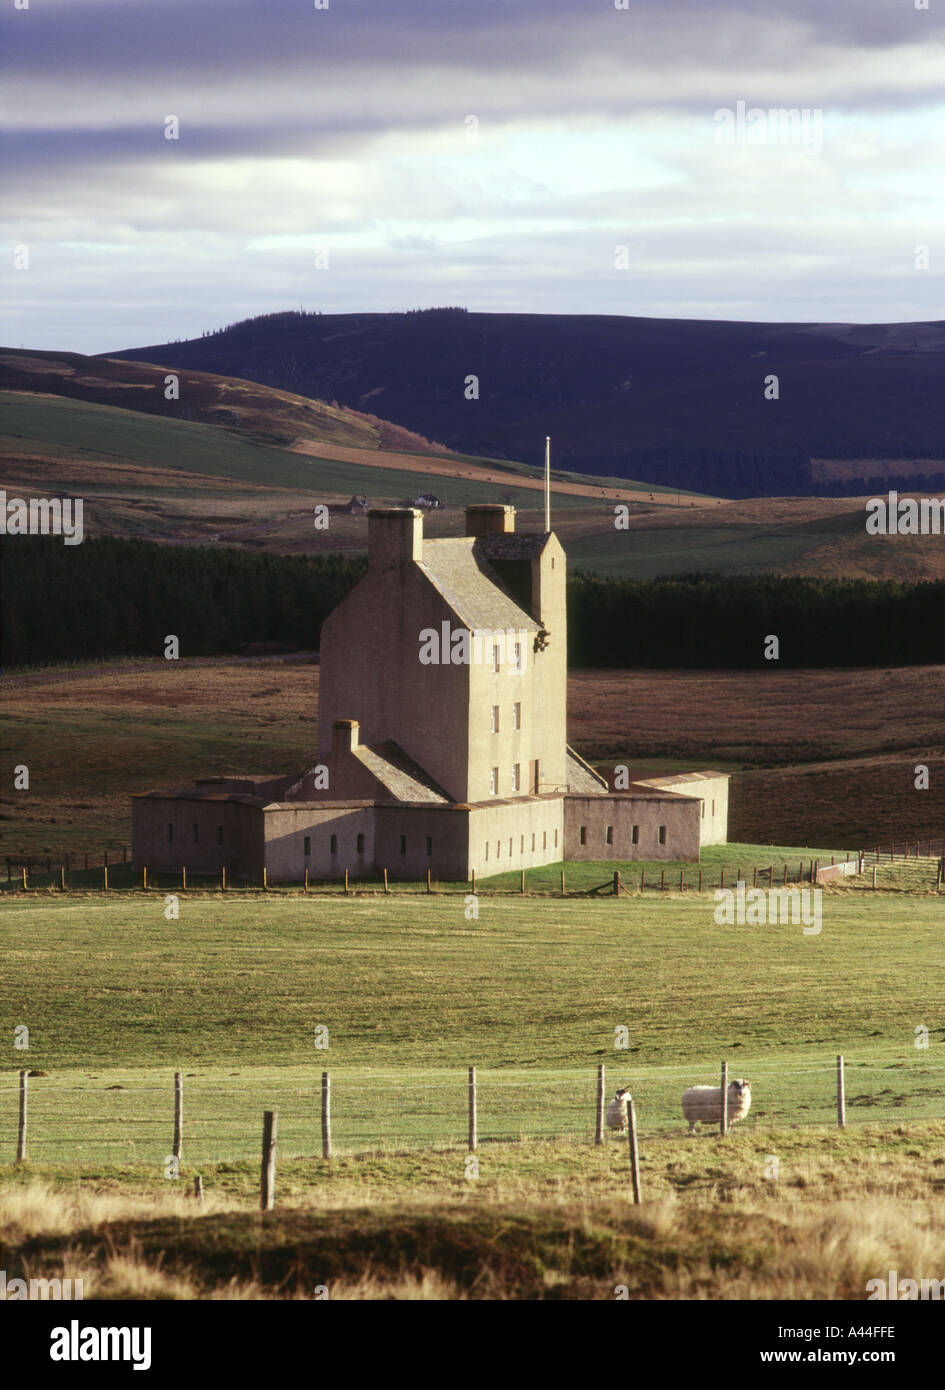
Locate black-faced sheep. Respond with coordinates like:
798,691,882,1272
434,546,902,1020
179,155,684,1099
605,1086,633,1134
682,1079,751,1133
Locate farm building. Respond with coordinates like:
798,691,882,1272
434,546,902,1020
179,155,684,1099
132,504,728,881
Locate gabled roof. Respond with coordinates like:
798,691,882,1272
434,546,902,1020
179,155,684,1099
354,740,451,804
420,537,537,632
565,746,609,794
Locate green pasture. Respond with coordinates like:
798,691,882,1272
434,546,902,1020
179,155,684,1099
1,890,943,1164
0,392,610,510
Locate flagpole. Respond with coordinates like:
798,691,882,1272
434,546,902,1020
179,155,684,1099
544,435,551,532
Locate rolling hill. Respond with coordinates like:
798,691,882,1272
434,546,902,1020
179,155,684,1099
112,309,945,497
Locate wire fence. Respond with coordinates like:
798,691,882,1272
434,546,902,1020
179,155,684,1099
3,1056,943,1166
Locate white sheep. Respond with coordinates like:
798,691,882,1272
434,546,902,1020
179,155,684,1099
605,1086,633,1134
682,1079,751,1134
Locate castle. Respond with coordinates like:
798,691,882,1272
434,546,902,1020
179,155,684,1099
132,505,728,881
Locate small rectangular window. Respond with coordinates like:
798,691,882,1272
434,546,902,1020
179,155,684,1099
579,826,587,846
512,763,521,792
356,833,365,854
399,835,407,856
632,825,639,845
712,799,716,815
193,823,199,843
491,705,499,733
543,830,547,850
485,841,489,860
425,836,433,857
490,767,499,795
658,825,666,845
513,642,522,671
531,832,536,851
520,835,524,852
304,835,311,856
492,644,500,672
167,823,173,844
508,838,512,856
496,840,501,857
606,826,613,845
217,825,224,846
330,834,338,855
512,702,521,730
702,802,705,818
554,828,558,848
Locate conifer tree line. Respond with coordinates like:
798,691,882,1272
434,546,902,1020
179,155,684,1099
2,536,943,670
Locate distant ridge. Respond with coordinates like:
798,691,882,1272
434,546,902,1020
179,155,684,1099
112,310,945,498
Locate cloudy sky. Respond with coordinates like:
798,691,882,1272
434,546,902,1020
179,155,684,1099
2,0,944,353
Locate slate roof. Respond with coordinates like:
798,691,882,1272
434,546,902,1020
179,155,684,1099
476,533,550,562
420,538,537,632
565,746,609,794
354,740,452,804
633,771,730,788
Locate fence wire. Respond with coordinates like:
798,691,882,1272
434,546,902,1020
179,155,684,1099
2,1056,943,1165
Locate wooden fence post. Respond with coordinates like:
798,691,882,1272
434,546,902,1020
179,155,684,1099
21,867,27,891
193,1175,204,1203
468,1066,478,1151
16,1069,27,1163
426,868,432,893
720,1060,728,1136
173,1071,183,1164
872,865,878,889
143,866,148,890
260,1111,277,1211
521,869,526,894
103,864,108,891
679,869,684,892
60,866,66,891
383,867,389,894
836,1055,846,1129
181,865,187,890
698,869,703,891
660,869,665,892
304,867,309,892
719,868,724,890
627,1096,642,1204
322,1071,331,1160
560,868,565,895
595,1063,605,1145
221,866,226,891
345,867,350,894
470,869,476,895
262,866,267,891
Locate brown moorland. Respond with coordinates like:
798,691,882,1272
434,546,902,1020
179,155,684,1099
2,661,942,858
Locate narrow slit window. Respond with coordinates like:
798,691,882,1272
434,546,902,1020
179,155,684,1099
303,836,311,857
658,825,666,845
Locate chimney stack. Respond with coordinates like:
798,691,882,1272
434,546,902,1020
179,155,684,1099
368,508,423,572
465,504,515,539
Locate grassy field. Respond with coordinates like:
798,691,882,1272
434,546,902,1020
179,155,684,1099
2,890,943,1162
2,887,945,1299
